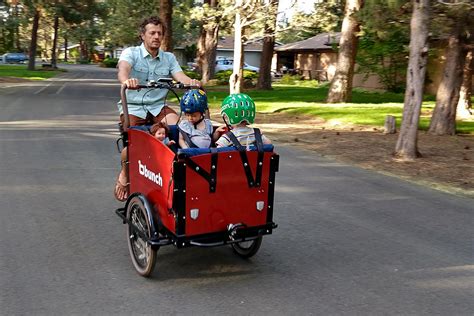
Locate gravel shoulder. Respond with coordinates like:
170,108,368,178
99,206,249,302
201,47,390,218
224,111,474,199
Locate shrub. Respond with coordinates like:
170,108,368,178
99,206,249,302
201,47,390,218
101,58,119,68
280,74,303,85
243,70,258,80
184,70,200,79
214,70,232,84
78,58,91,64
205,79,220,86
214,70,258,85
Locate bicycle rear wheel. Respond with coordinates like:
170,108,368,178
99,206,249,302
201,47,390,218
126,196,157,277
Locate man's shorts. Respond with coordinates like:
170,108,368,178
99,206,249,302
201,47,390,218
120,106,177,126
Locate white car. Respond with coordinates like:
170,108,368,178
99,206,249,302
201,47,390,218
215,59,259,72
2,52,28,64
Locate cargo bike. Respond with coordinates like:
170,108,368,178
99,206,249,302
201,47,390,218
115,79,279,277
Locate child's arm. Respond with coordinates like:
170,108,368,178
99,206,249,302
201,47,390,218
213,125,227,142
179,133,188,148
262,134,272,144
215,134,231,148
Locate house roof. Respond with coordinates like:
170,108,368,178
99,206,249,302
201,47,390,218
275,32,341,52
175,35,282,52
217,36,263,51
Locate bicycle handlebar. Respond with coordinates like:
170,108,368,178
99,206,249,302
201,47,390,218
120,81,200,131
130,81,200,90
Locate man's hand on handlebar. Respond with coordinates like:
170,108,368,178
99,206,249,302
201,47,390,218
188,79,201,88
123,78,139,89
122,78,202,90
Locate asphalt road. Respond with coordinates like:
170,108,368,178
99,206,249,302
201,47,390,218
0,64,473,315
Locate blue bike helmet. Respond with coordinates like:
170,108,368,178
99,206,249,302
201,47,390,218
180,89,208,113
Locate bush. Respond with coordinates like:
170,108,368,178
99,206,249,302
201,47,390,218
214,70,258,85
279,74,304,85
205,79,220,86
214,70,231,84
243,78,255,88
184,69,200,79
101,58,119,68
243,70,258,80
78,58,91,64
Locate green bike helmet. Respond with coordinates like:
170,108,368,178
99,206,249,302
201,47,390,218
221,93,256,125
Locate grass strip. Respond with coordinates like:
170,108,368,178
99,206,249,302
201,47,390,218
204,84,472,134
0,64,63,80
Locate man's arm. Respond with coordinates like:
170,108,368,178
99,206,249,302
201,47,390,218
118,60,139,88
173,71,209,117
172,71,201,87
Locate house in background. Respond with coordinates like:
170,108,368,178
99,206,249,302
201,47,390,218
275,32,386,90
276,32,474,94
58,44,115,62
275,33,340,82
174,35,273,70
176,32,470,95
214,36,264,67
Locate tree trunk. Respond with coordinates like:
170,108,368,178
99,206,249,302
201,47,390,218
197,0,219,84
257,0,279,90
230,1,244,94
457,49,473,119
27,9,40,71
51,15,59,69
326,0,362,103
14,2,21,51
199,27,219,83
79,40,88,61
428,33,465,135
384,115,397,134
64,36,68,62
160,0,173,52
394,0,430,161
43,26,49,60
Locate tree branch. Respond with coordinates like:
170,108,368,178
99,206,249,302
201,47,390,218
437,0,474,8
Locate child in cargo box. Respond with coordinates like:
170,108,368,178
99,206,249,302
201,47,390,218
149,122,175,146
216,93,271,148
178,89,222,148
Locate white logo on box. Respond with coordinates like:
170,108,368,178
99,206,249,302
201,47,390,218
138,160,163,187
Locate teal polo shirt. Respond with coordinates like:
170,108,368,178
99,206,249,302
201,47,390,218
117,43,183,118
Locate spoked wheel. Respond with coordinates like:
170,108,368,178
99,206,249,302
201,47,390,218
126,196,157,277
231,236,263,258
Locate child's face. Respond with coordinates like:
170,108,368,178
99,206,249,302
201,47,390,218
185,112,203,124
154,127,166,141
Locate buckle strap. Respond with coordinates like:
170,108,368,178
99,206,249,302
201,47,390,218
179,128,198,148
225,131,244,151
226,131,259,188
253,128,264,187
185,152,218,193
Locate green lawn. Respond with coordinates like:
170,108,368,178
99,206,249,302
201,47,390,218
1,65,471,134
0,64,63,80
205,83,473,134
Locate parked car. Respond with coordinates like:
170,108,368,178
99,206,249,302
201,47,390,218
215,58,259,73
2,52,28,64
186,61,198,71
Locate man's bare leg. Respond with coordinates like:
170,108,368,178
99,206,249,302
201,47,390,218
162,112,179,125
114,147,128,201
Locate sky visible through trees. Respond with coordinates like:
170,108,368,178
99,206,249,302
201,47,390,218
278,0,316,20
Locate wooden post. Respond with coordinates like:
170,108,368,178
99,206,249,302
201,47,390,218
384,115,396,134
